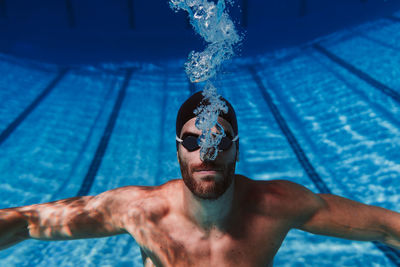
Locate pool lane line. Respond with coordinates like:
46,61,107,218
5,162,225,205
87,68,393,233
0,68,69,146
127,0,135,29
0,0,6,18
76,68,135,197
373,241,400,266
351,29,400,52
308,47,400,129
387,15,400,23
247,65,331,194
313,43,400,104
299,0,307,17
65,0,76,28
248,65,400,266
241,0,249,27
33,73,126,267
49,74,120,201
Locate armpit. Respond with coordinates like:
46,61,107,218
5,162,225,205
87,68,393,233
140,247,161,267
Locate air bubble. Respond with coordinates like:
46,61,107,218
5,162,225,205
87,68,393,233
170,0,241,161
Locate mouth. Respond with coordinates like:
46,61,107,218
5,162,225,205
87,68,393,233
197,170,218,174
194,169,222,176
195,168,222,172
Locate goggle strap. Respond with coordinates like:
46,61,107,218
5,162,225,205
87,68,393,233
176,135,239,142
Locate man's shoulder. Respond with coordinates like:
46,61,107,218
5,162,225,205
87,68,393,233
238,176,308,195
101,182,179,216
242,177,313,196
95,182,175,207
106,179,182,195
100,185,157,196
242,177,324,222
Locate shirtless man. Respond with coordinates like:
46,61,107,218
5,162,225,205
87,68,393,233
0,91,399,266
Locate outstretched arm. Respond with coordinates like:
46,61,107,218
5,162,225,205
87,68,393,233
298,193,400,249
0,209,29,250
0,186,143,250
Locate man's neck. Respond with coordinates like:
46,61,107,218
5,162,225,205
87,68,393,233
181,176,237,232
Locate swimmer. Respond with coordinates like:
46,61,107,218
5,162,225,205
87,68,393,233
0,91,399,266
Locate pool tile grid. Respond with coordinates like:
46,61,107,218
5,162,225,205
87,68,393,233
249,64,400,266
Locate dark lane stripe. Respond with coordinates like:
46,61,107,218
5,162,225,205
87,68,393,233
65,0,76,28
0,0,6,18
354,30,400,52
127,0,135,29
241,0,248,27
248,65,331,194
387,15,400,23
0,68,69,146
248,65,400,266
313,43,400,104
76,68,135,196
299,0,307,17
373,242,400,266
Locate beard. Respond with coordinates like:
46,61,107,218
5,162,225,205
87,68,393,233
179,155,236,200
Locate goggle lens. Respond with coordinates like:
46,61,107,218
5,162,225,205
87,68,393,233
180,135,234,152
182,135,200,152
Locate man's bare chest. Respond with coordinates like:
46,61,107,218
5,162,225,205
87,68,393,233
132,213,289,267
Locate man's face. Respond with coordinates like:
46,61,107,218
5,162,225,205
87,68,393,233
177,117,238,200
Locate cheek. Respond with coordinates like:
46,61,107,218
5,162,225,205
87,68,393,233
178,150,193,168
224,145,237,158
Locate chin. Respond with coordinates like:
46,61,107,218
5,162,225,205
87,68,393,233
193,188,223,200
199,176,217,182
189,174,232,200
179,157,236,200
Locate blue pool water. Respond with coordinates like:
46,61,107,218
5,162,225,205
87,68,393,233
1,10,400,267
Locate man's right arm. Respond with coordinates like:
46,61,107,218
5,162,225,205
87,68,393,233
0,209,29,250
0,186,145,250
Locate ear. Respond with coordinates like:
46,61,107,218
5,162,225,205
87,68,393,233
235,150,240,162
177,150,181,164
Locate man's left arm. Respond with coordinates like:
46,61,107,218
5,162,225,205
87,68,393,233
298,193,400,249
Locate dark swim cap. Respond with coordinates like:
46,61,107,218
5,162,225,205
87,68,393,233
176,91,238,139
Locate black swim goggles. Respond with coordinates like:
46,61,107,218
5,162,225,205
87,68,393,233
176,134,239,152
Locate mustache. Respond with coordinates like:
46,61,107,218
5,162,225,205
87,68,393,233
192,163,223,172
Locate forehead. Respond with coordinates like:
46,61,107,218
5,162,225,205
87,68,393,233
180,117,234,137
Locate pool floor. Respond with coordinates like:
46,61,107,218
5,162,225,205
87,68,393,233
0,12,400,267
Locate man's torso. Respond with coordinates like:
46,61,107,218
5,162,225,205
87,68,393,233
122,175,308,267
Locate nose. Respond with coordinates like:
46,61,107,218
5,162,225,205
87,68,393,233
200,146,218,162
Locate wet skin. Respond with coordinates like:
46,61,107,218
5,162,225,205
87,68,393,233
1,118,400,266
133,176,300,267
